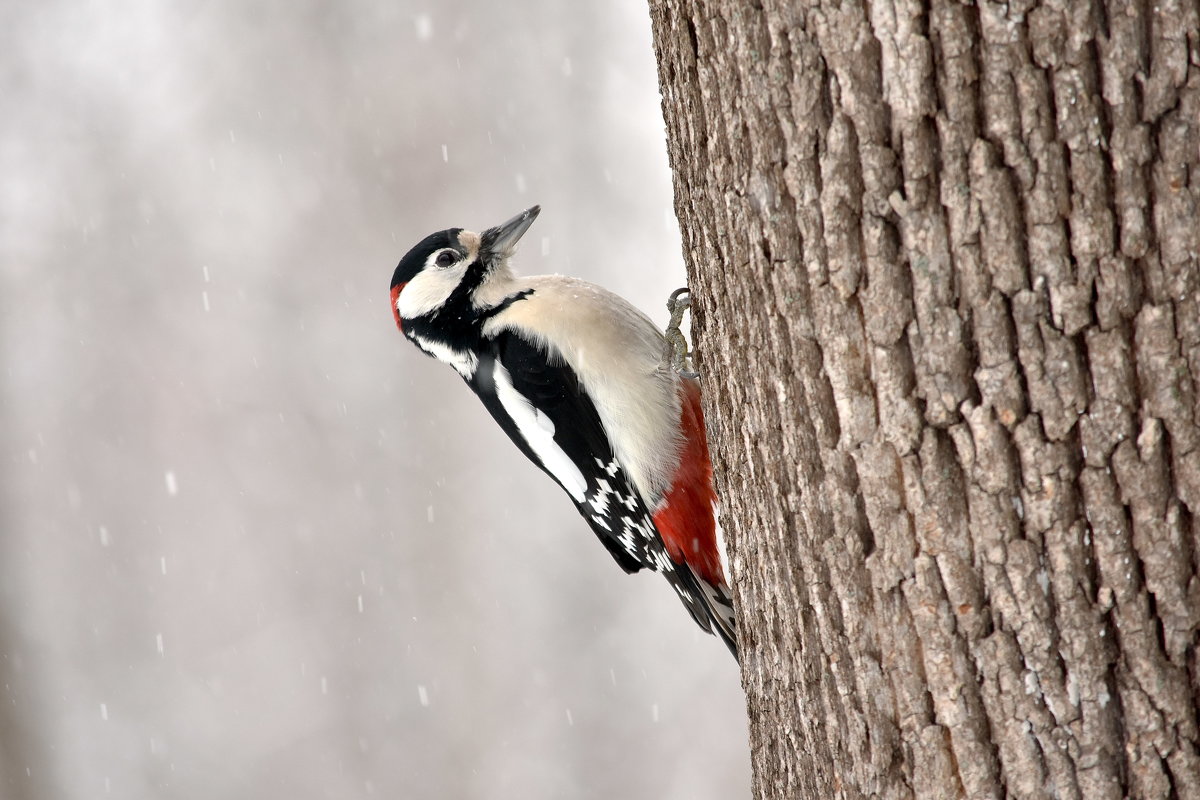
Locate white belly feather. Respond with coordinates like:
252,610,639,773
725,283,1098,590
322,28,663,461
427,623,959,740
481,275,683,505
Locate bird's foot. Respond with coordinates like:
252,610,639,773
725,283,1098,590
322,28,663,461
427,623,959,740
663,287,699,379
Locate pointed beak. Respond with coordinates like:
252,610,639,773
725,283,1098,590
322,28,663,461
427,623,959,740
481,205,540,263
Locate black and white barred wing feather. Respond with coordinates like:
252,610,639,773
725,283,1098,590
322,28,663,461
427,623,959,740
469,328,713,627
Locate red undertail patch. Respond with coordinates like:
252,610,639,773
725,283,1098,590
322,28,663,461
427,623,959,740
652,379,725,587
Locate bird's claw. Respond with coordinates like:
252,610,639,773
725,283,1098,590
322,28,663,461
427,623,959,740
667,287,691,311
663,287,700,379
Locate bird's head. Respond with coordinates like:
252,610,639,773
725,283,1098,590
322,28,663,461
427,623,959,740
390,205,540,335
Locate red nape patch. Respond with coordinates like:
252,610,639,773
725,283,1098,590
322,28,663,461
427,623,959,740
390,283,406,332
652,380,725,587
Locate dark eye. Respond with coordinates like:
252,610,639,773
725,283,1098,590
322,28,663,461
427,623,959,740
434,250,457,268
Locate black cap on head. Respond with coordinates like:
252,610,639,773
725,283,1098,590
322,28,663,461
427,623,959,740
390,228,462,290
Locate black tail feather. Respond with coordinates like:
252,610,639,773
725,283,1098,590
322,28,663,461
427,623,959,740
668,561,738,659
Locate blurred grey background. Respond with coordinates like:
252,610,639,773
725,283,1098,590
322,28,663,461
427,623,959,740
0,1,748,798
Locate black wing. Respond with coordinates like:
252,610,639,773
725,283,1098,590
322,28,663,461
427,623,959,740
469,328,652,573
467,328,729,647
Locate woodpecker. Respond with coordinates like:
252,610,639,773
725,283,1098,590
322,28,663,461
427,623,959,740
389,206,735,656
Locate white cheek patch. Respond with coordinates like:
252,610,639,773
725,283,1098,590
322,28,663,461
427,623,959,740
410,334,479,379
492,360,587,503
397,262,469,320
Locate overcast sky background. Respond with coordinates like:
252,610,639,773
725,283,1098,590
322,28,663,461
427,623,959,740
1,1,749,798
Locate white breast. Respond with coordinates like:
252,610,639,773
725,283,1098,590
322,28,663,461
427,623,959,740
482,275,684,504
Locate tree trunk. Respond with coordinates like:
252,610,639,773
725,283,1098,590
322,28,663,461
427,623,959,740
648,2,1200,798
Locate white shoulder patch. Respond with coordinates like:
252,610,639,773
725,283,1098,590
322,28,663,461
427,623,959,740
481,275,683,502
491,359,587,502
410,334,479,379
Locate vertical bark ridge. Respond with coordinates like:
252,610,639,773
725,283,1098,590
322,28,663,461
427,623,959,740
649,1,1199,798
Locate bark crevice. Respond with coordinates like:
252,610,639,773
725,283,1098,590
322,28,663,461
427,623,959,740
649,0,1200,797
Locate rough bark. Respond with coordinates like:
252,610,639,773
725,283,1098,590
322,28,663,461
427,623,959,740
648,2,1200,798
